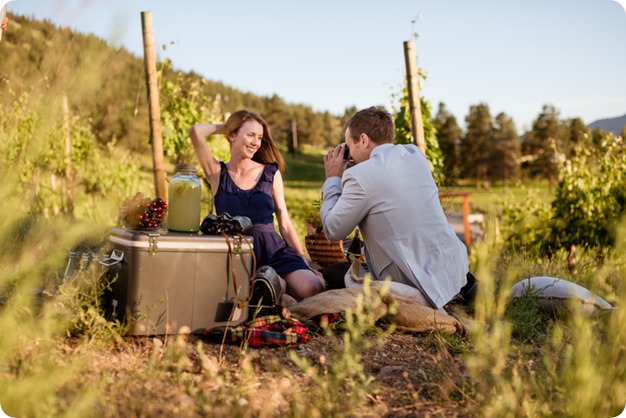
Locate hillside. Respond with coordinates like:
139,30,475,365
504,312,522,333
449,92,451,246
0,14,344,152
588,113,626,135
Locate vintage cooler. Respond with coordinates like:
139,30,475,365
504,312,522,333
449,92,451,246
101,228,254,335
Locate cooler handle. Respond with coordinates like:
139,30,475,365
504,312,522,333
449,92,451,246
99,249,124,267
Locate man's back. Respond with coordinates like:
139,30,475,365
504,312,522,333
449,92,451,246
322,143,468,309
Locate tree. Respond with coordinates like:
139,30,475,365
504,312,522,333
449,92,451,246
522,104,568,185
566,117,591,155
590,128,608,148
321,111,343,147
263,94,291,145
461,103,492,188
490,112,520,191
432,102,462,184
340,106,359,130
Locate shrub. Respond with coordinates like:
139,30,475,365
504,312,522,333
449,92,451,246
503,134,626,271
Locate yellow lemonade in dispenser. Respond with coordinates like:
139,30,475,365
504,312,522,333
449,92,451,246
167,164,201,232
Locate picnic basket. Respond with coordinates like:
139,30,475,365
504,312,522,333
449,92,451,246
305,231,346,270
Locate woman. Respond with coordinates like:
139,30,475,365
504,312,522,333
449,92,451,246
190,110,326,301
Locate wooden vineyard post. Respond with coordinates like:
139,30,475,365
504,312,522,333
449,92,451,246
62,94,74,218
141,11,167,200
291,119,299,158
403,40,426,153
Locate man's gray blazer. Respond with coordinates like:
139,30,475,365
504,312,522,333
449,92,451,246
321,143,468,309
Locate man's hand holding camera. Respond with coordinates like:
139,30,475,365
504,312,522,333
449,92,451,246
324,143,349,179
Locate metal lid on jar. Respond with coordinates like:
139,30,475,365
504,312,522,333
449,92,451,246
175,163,196,173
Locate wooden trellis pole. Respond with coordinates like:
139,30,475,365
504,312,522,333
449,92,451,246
403,40,426,153
141,11,167,199
291,119,299,158
63,94,75,218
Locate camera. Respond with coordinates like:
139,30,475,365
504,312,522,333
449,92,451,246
200,212,252,235
343,144,350,161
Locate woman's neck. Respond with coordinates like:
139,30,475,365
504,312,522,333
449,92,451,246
227,157,259,174
225,157,263,190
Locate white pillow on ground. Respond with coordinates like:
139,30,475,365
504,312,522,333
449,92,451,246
509,276,615,315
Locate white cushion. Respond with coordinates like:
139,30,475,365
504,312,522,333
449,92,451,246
509,276,614,315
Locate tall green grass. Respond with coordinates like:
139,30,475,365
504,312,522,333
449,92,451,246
0,83,138,415
1,74,624,416
0,169,104,417
465,217,626,417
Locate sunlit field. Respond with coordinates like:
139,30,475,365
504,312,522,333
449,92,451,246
1,15,625,417
1,109,625,416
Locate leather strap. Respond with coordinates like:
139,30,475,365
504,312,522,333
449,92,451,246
222,232,256,313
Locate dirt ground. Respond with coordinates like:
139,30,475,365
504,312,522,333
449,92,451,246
72,300,477,418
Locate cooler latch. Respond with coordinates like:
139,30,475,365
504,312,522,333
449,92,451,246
233,235,242,259
148,233,159,255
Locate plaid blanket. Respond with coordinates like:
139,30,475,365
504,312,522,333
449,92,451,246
201,306,343,348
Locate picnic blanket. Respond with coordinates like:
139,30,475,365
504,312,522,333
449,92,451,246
202,259,465,347
201,306,343,348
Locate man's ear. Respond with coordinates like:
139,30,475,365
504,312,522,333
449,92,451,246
360,133,372,148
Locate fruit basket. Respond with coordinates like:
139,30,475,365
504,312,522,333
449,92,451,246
120,193,168,230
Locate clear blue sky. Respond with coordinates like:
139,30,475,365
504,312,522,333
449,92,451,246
7,0,626,132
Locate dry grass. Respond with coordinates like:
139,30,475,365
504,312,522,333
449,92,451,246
35,325,476,418
1,193,625,417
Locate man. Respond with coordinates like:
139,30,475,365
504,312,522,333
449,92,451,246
321,106,475,310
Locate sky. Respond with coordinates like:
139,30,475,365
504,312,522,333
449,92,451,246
5,0,626,132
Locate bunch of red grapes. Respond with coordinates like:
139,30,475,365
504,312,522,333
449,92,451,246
122,194,168,229
137,198,168,229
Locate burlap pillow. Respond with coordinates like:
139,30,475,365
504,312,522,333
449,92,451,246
288,256,464,334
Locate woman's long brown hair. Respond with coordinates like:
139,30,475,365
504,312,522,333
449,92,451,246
223,110,285,173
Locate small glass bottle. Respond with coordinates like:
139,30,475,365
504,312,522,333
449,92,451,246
79,252,91,271
62,251,78,281
168,163,202,233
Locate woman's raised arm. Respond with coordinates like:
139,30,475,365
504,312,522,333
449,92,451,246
189,124,225,193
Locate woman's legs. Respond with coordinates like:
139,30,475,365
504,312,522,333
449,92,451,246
283,269,326,301
323,262,351,289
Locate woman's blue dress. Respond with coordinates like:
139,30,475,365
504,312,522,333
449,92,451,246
214,162,310,276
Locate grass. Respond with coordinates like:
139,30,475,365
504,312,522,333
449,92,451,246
464,223,626,417
1,101,625,416
1,166,625,416
439,179,553,216
281,144,328,245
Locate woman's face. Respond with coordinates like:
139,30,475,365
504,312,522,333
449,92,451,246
229,119,264,159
